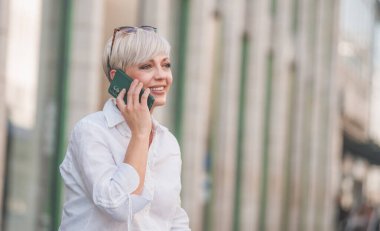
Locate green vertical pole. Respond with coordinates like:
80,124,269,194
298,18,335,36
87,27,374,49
258,52,274,231
51,0,72,230
233,32,250,231
280,64,297,231
292,0,300,35
272,0,278,16
173,0,190,144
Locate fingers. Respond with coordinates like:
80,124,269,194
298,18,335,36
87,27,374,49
123,79,149,110
127,79,139,108
141,88,151,108
116,88,127,109
133,82,144,106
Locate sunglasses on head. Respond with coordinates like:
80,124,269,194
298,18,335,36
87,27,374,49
107,25,157,70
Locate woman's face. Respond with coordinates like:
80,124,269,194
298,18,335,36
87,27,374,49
124,54,172,109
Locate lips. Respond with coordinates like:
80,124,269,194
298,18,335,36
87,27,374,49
150,86,164,91
149,86,166,94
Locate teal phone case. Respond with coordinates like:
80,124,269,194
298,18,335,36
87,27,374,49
108,69,155,110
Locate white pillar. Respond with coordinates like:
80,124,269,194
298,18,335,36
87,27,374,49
179,0,217,230
306,0,324,229
240,0,271,229
324,0,342,230
211,0,245,230
289,0,313,229
265,0,293,229
0,0,10,227
67,0,105,130
138,0,171,35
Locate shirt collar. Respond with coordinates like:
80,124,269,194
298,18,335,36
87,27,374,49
103,98,125,128
152,116,168,133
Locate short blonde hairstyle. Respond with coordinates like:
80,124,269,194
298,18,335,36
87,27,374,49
102,28,171,81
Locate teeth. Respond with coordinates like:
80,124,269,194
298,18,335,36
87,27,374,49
150,87,164,91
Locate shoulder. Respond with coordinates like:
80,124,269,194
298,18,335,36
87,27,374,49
160,127,181,154
71,111,108,138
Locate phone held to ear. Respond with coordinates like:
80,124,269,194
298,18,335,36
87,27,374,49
108,69,155,110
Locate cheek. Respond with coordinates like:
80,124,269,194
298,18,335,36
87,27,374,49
167,75,173,87
125,68,151,84
137,76,153,86
141,79,151,87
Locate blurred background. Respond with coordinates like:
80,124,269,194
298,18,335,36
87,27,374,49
1,0,380,231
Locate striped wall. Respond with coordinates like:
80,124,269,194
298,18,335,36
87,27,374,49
49,0,343,230
0,0,349,230
139,0,342,230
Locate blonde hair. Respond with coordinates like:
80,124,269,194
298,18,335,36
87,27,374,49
102,28,171,81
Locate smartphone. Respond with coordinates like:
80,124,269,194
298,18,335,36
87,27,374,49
108,69,155,110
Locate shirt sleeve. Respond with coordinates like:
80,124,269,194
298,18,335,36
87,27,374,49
171,205,191,231
71,120,150,222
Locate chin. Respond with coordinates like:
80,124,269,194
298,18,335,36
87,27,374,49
151,95,166,106
153,100,166,107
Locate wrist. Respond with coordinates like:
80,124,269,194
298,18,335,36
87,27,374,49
131,132,150,141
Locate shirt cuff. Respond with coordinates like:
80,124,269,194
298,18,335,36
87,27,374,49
130,194,150,213
113,163,140,194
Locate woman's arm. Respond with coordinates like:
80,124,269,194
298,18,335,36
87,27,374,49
123,134,149,194
116,79,152,195
72,121,149,222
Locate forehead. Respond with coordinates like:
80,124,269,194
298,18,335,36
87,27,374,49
144,54,170,62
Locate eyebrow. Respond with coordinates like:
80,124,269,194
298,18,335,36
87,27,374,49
145,57,170,63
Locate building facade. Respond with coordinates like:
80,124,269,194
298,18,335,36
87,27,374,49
0,0,379,231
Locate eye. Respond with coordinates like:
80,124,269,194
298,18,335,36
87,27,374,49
139,64,152,70
163,62,171,69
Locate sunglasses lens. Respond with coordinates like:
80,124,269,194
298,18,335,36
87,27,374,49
117,26,156,34
140,26,157,32
118,26,137,33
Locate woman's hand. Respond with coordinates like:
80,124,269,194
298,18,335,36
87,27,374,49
116,79,152,138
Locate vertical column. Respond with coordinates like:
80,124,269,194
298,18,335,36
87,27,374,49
307,0,339,229
324,0,342,230
34,0,67,229
306,0,323,229
179,1,216,230
211,0,245,230
298,0,320,230
138,0,171,35
289,0,313,230
265,0,293,230
0,0,9,227
241,0,271,230
67,0,105,130
318,0,339,230
4,0,43,230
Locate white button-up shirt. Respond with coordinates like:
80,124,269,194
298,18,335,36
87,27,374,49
59,99,190,231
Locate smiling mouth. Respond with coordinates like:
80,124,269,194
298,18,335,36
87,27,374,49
149,86,166,94
150,86,164,91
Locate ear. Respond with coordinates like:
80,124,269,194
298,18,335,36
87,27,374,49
109,69,116,81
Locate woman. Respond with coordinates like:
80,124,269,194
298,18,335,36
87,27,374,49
59,26,191,231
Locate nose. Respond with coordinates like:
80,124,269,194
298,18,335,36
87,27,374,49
154,66,167,80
